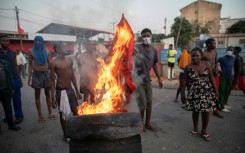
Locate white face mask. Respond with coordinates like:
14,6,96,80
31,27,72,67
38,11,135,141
226,51,233,56
143,37,151,45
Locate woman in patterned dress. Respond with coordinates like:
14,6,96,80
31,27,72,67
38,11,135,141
181,47,218,141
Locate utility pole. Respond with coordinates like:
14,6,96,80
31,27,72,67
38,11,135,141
164,17,167,36
175,17,183,47
110,21,116,34
15,6,23,50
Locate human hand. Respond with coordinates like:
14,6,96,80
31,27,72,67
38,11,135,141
181,94,186,103
216,66,221,72
20,80,23,88
28,78,31,86
77,93,82,100
51,98,57,109
158,79,163,89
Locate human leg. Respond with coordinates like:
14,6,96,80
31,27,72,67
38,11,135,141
201,112,210,141
45,88,56,119
223,79,233,106
135,84,147,130
34,88,44,121
175,72,183,102
144,82,156,131
12,77,24,122
192,112,199,132
218,77,226,109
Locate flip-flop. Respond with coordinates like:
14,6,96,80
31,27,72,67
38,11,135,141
190,130,199,136
48,113,57,120
145,125,157,132
38,116,45,123
201,133,210,141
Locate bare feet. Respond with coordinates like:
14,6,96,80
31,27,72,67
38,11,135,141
145,124,157,132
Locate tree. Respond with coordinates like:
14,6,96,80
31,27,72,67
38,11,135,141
227,20,245,33
192,21,212,36
170,17,193,47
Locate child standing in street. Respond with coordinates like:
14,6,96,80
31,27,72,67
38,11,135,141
181,47,218,141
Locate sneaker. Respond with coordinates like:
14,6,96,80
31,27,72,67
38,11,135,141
221,108,231,113
8,125,21,131
181,104,185,109
15,118,23,124
213,111,224,118
224,105,231,110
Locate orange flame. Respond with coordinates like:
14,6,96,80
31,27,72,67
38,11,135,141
77,15,135,115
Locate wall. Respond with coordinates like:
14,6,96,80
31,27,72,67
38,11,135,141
180,0,221,34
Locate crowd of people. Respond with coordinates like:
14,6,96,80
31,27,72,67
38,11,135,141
0,29,244,143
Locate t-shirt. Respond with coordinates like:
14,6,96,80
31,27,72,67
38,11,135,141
218,55,235,79
167,49,177,63
135,44,158,84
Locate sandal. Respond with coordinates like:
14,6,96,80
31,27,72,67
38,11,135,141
48,113,57,120
63,136,71,143
201,133,210,141
38,116,45,123
190,130,199,136
145,125,157,132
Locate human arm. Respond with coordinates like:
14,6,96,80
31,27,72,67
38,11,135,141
207,62,219,97
152,63,162,88
70,59,82,100
234,56,242,84
14,54,23,87
181,66,188,103
28,52,33,86
50,60,57,108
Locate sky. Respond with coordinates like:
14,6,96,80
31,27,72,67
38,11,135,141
0,0,244,35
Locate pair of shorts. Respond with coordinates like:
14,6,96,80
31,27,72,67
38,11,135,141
31,71,50,88
168,62,175,68
135,81,152,110
80,86,93,94
55,87,78,114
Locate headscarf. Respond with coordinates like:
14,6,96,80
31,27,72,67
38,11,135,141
32,36,48,65
178,49,191,69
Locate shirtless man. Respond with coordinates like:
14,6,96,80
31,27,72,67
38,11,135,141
50,42,81,142
28,36,56,123
202,38,223,118
77,41,98,104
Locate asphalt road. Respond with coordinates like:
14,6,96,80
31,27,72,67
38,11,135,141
0,78,245,153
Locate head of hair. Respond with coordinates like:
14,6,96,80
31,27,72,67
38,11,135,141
141,28,152,35
227,46,233,51
234,46,241,53
191,47,203,56
53,41,63,52
205,38,215,46
169,44,173,47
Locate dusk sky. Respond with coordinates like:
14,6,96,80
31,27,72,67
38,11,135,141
0,0,244,35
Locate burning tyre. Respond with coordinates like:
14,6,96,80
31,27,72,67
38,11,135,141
67,112,143,153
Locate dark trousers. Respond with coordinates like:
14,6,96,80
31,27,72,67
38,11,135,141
0,88,15,127
219,77,232,109
13,77,24,119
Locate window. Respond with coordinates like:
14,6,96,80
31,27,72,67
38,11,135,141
218,41,224,45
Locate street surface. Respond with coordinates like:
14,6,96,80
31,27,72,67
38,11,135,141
0,78,245,153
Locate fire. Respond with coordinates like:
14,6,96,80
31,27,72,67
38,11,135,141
77,15,135,115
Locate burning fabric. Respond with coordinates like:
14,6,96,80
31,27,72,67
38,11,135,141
77,15,136,115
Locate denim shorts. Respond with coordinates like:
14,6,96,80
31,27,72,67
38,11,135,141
31,71,50,89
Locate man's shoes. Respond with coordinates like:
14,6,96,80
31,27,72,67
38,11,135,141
174,99,178,103
15,118,23,124
221,108,231,113
213,111,224,118
181,104,185,109
224,105,231,110
8,125,21,131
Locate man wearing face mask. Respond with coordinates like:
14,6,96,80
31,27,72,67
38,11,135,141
28,36,57,123
218,46,235,113
134,28,163,132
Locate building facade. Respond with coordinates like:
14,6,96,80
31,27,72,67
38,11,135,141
180,0,222,34
220,17,245,33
